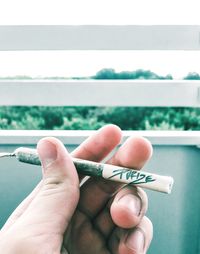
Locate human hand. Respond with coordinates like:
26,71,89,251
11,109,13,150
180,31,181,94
0,125,153,254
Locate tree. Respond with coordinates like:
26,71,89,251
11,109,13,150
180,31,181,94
183,72,200,80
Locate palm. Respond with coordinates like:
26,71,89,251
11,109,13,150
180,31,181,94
63,173,126,253
61,125,153,254
64,208,112,253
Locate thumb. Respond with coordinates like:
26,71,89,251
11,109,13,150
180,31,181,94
22,137,80,234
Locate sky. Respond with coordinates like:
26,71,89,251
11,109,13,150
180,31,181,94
0,0,200,78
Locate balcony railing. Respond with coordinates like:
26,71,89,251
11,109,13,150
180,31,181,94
0,25,200,254
0,25,200,50
0,79,200,107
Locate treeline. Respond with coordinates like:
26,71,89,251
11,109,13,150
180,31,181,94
0,69,200,130
93,69,173,80
1,106,200,130
1,68,200,80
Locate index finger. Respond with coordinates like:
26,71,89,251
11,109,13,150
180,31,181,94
71,124,122,180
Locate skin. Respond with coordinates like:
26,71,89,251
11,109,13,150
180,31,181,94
0,124,153,254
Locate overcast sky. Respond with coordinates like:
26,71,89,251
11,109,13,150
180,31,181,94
0,0,200,78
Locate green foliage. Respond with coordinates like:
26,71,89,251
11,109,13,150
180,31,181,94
93,69,173,80
58,116,105,130
0,106,200,130
183,72,200,80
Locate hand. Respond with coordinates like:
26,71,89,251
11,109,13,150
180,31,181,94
0,125,153,254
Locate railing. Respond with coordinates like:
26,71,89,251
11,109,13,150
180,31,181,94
1,25,200,254
0,25,200,50
0,25,200,108
0,80,200,107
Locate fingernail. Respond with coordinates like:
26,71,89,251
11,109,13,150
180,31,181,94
125,228,145,252
118,194,141,216
38,140,57,169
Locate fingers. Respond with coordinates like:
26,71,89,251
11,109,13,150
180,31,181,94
108,136,153,169
117,216,153,254
108,216,153,254
110,187,148,229
38,137,79,185
78,136,153,218
94,186,148,238
17,138,80,235
71,124,122,164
